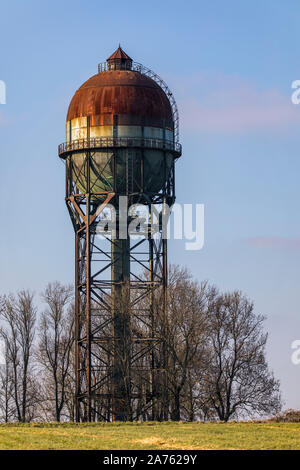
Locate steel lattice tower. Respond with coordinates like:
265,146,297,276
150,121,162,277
58,47,182,421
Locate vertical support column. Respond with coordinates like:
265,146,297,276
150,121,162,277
162,228,168,421
112,198,131,421
75,231,80,422
162,149,169,421
85,152,92,422
149,212,155,421
112,236,131,421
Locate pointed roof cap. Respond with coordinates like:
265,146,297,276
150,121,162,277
107,45,132,62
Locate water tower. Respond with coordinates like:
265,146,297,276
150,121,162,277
58,46,182,421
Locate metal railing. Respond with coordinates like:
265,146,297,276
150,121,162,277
58,137,182,157
97,61,180,145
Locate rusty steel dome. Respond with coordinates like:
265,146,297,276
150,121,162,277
60,46,181,155
59,46,181,203
67,69,174,130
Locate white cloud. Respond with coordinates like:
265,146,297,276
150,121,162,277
173,73,300,134
244,236,300,249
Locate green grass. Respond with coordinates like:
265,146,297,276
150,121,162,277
0,421,299,450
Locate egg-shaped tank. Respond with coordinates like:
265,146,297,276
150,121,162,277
59,46,181,203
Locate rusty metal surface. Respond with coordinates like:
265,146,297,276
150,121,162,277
67,70,173,129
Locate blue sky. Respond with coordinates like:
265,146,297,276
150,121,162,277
0,0,300,409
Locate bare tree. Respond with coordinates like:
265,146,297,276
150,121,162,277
202,291,282,421
0,339,14,422
37,282,74,422
164,265,209,421
0,271,282,424
0,291,37,422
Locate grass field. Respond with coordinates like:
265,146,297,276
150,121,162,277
0,421,299,450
